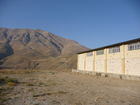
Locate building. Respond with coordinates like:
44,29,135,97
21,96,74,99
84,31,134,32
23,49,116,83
76,38,140,79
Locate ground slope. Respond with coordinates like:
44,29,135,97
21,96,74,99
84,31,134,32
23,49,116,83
0,70,140,105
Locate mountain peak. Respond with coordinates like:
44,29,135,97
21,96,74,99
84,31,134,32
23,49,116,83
0,28,88,69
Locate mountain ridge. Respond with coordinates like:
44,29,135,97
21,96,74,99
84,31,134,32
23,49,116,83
0,27,88,70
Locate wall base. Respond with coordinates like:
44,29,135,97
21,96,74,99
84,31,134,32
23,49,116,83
72,69,140,81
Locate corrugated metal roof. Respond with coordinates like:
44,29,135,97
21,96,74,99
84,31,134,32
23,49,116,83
77,38,140,54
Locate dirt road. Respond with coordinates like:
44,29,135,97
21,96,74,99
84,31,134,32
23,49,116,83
0,70,140,105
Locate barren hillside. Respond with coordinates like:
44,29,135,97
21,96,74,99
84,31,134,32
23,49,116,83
0,28,88,70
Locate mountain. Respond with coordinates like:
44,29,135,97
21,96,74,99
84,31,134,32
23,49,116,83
0,28,88,70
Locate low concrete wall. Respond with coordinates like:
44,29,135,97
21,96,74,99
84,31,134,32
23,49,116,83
72,69,140,81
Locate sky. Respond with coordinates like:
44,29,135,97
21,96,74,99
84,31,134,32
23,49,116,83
0,0,140,48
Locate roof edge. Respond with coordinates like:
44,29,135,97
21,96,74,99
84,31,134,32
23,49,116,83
77,38,140,54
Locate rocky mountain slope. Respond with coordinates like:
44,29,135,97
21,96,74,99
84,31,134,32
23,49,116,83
0,28,88,70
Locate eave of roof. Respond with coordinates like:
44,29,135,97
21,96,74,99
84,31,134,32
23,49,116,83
77,38,140,54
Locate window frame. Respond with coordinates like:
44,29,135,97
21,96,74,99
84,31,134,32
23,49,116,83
109,46,120,54
86,52,93,56
128,42,140,51
96,49,104,55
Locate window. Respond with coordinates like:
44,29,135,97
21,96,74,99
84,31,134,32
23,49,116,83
86,52,93,56
128,42,140,51
96,49,104,55
109,46,120,53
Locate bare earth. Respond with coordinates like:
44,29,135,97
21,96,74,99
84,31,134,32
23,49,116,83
0,70,140,105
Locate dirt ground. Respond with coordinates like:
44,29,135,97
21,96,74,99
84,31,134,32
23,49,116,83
0,70,140,105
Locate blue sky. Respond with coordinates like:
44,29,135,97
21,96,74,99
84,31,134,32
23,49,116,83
0,0,140,48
